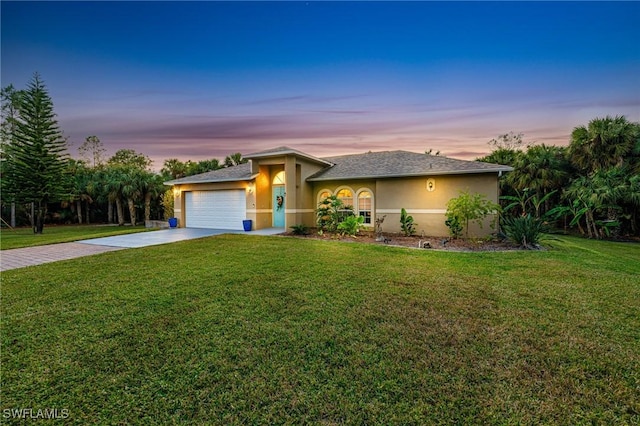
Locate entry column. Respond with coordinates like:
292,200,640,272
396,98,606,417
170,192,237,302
284,155,297,229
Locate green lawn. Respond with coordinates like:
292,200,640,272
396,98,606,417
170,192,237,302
0,224,150,250
2,235,639,424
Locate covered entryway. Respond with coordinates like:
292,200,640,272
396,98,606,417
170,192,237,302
184,190,246,230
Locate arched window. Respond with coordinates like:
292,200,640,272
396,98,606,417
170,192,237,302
272,171,285,185
335,187,354,221
336,188,353,209
317,189,332,205
357,190,372,224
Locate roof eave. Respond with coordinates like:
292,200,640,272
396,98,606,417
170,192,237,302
307,168,513,182
164,173,259,186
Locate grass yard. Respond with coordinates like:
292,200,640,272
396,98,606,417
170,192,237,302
2,235,639,424
0,224,150,250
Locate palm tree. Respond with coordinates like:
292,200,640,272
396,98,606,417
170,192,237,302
161,158,187,180
506,144,570,217
569,115,639,174
121,168,144,226
67,158,98,224
105,166,126,225
142,172,165,222
224,152,246,167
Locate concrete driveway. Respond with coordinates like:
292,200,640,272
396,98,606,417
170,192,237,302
80,227,229,248
1,227,283,272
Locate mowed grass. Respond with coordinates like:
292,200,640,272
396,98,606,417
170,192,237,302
0,225,150,250
2,235,639,424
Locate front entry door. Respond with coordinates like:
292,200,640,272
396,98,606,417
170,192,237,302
273,185,285,227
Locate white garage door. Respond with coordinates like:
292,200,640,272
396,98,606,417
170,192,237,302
185,190,246,230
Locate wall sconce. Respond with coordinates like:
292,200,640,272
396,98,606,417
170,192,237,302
426,178,435,192
172,187,180,197
247,184,254,194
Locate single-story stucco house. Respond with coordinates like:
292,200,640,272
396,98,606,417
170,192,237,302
164,146,513,237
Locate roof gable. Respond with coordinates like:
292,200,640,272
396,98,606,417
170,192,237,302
245,146,332,166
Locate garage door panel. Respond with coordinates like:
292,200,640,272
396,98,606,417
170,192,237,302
185,190,246,230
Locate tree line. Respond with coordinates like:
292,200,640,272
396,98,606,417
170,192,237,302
0,74,246,233
2,73,638,238
478,118,640,239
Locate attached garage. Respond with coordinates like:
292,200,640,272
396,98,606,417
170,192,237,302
184,190,246,230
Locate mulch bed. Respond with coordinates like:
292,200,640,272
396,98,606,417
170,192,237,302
281,230,522,252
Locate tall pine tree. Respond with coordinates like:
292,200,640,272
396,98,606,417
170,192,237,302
4,73,70,233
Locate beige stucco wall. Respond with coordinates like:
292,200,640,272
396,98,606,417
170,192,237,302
376,174,500,237
312,173,500,237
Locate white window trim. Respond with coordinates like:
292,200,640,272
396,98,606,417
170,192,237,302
317,188,333,205
334,186,355,208
355,188,374,226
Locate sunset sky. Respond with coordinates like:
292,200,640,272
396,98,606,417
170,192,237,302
2,1,639,169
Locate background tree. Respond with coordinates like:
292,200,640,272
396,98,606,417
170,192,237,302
161,157,222,181
105,166,126,225
488,131,525,151
66,158,93,224
506,144,570,217
142,173,165,223
569,115,638,174
224,152,246,167
161,158,188,180
188,158,221,175
78,135,106,168
1,84,26,228
2,73,70,233
108,148,152,171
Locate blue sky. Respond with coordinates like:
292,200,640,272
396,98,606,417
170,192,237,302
2,1,639,168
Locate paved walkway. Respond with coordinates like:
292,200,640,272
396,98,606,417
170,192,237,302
0,243,124,271
1,228,283,272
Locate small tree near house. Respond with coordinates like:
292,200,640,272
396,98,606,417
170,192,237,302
445,190,500,238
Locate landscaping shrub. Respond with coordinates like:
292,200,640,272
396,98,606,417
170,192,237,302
501,214,547,249
337,215,364,236
289,224,310,235
445,216,463,239
445,190,500,238
400,208,417,236
316,195,343,232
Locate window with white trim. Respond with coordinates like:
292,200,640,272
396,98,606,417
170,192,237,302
317,190,331,205
336,188,354,220
357,190,372,224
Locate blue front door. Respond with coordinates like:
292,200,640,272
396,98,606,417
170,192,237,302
273,185,285,227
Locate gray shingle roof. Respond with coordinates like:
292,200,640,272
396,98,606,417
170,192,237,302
164,162,255,185
164,149,513,185
307,151,513,181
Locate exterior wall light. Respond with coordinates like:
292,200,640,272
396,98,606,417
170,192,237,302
426,179,435,192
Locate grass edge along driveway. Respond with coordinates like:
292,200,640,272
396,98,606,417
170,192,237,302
2,235,639,424
0,224,150,250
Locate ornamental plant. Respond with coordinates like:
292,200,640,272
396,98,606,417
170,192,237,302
445,190,500,239
400,208,417,236
316,195,343,232
501,214,547,249
337,215,365,236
